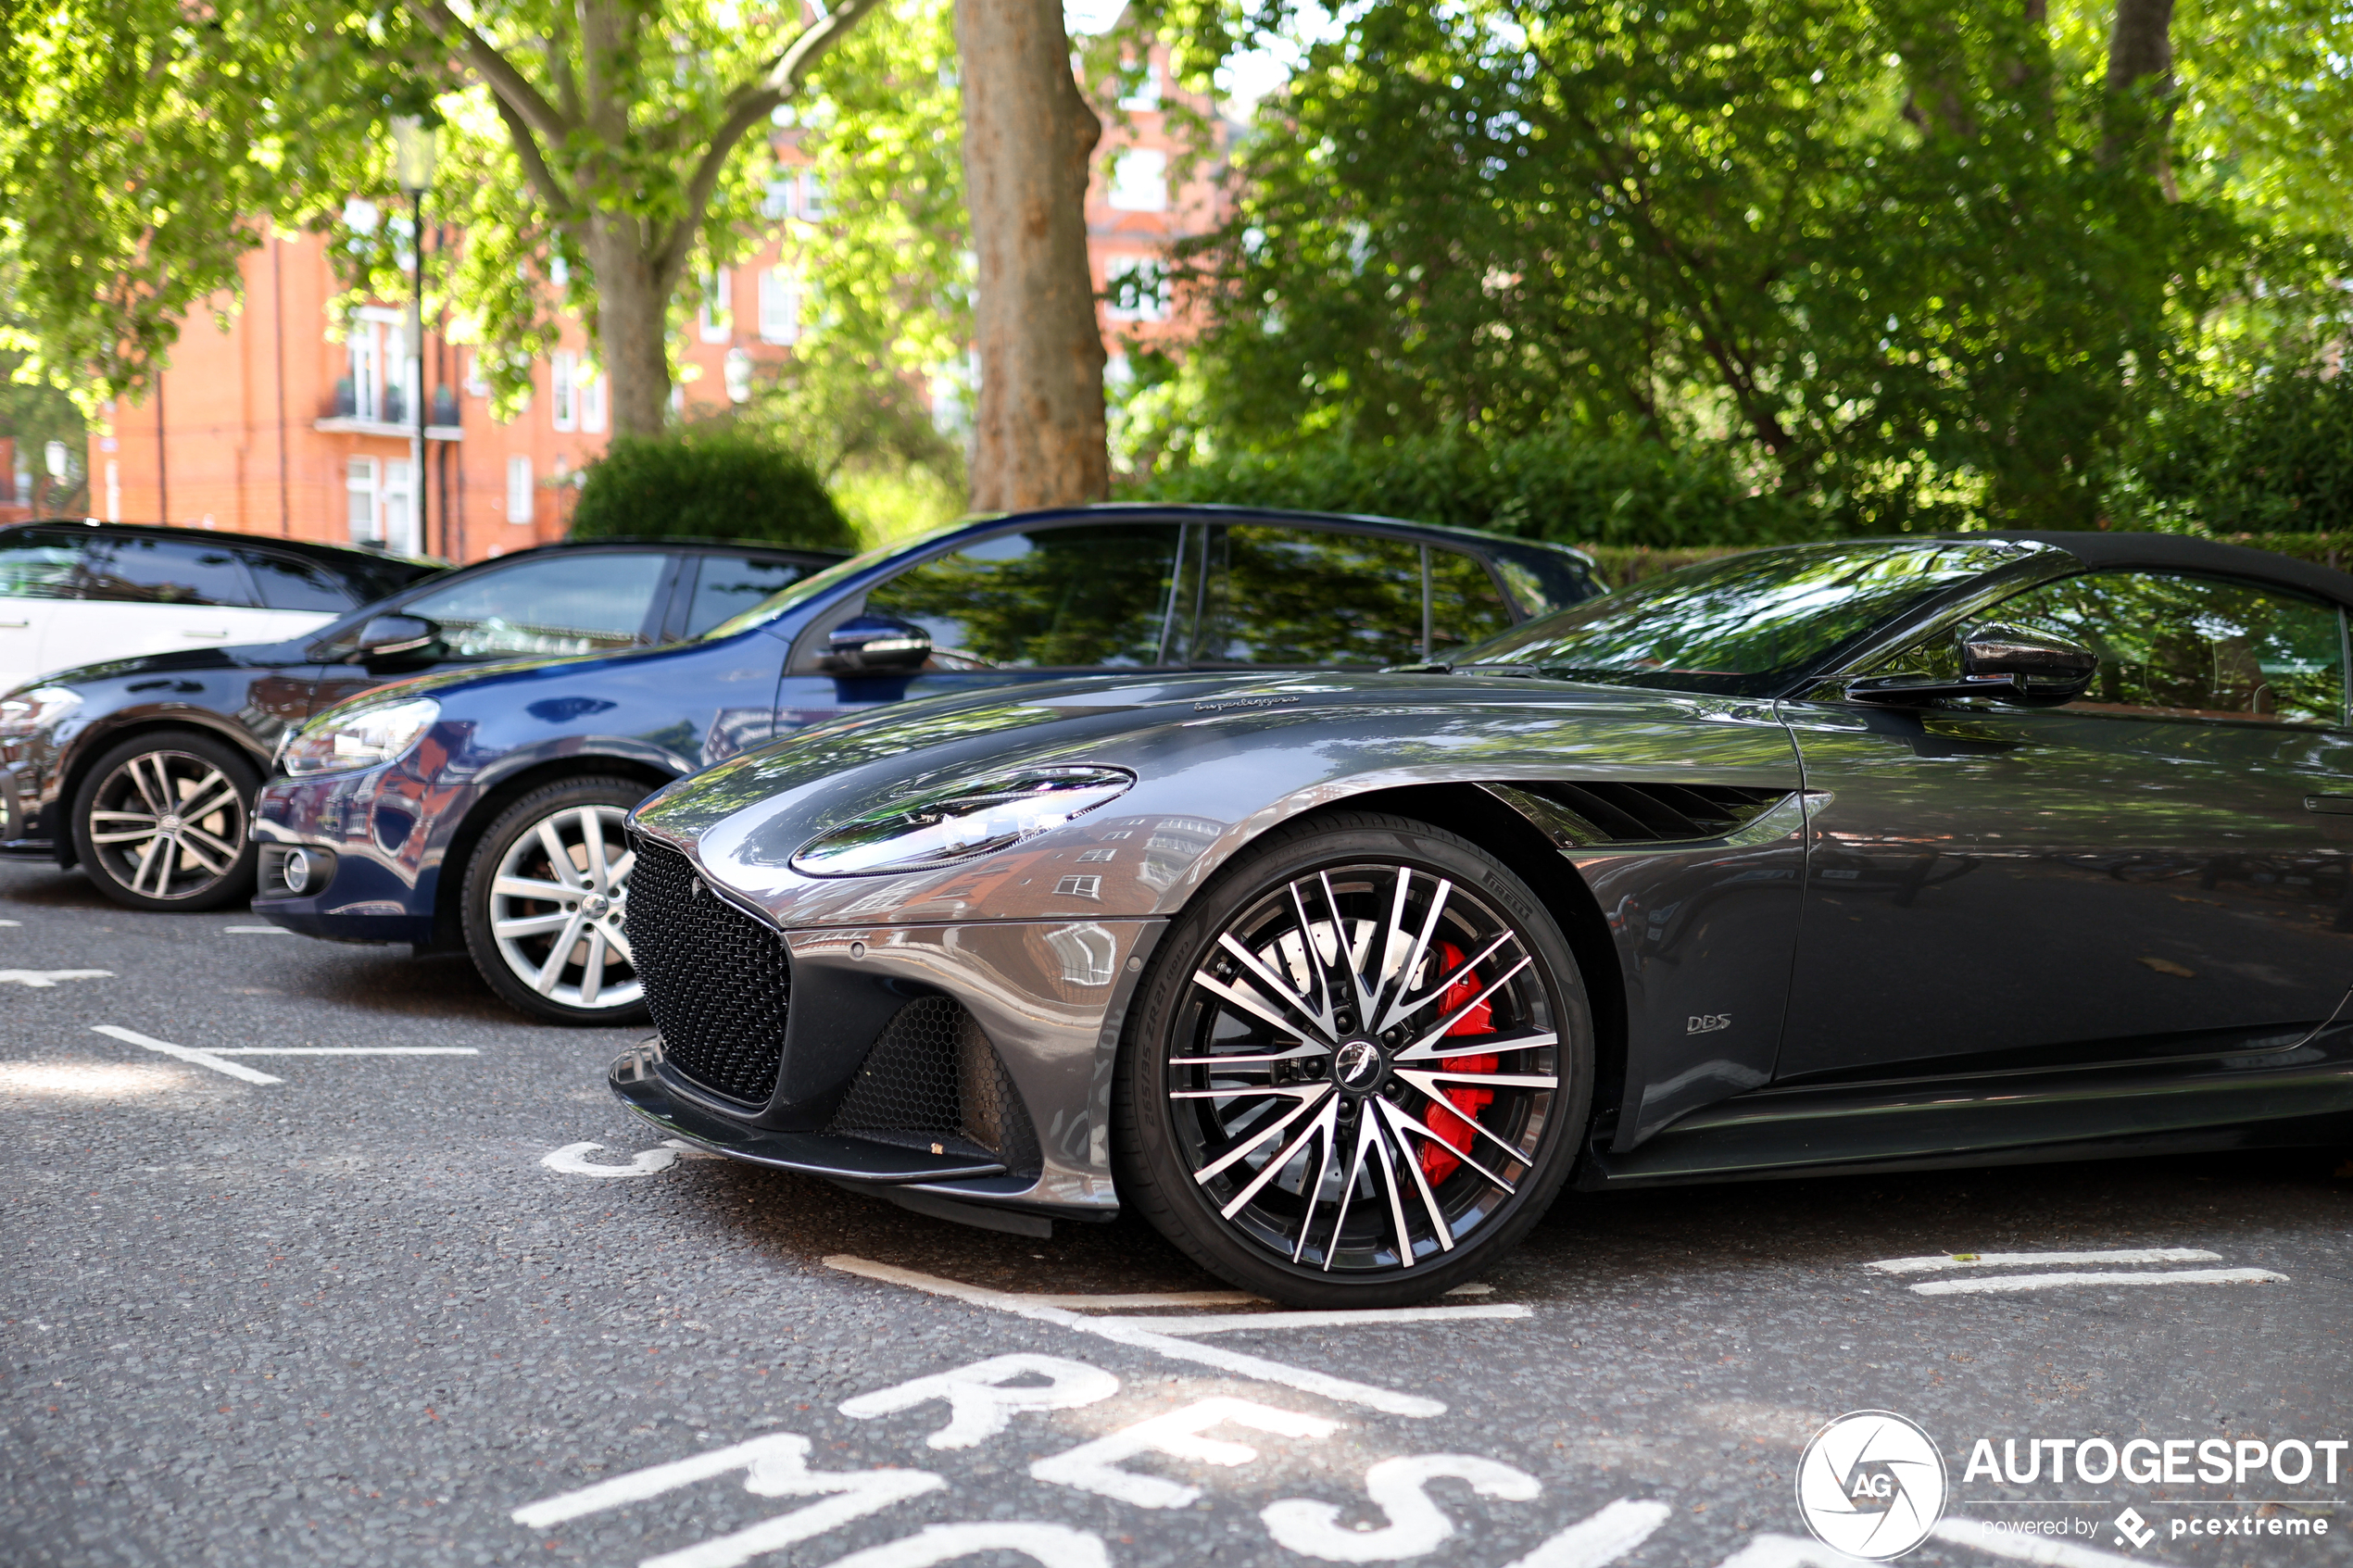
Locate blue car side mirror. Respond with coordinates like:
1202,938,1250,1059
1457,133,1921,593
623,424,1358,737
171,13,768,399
819,613,932,675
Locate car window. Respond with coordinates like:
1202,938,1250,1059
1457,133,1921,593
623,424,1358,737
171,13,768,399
1428,547,1515,659
77,534,258,607
1985,570,2347,726
1192,526,1424,668
683,555,820,639
240,549,362,612
0,532,85,599
862,522,1182,670
400,552,667,659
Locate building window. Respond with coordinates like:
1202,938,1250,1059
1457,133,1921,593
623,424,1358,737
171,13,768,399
346,328,381,420
578,363,606,433
346,458,382,545
465,353,489,397
506,456,535,523
1052,874,1102,900
759,269,800,345
1102,256,1167,321
382,460,414,555
724,347,754,405
799,171,827,219
1107,149,1168,212
104,460,120,522
762,180,794,220
1118,62,1162,111
698,268,734,343
10,448,28,506
550,350,577,432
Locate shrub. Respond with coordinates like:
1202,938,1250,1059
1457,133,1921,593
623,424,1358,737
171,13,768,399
2125,372,2353,535
1127,432,1818,550
569,428,856,549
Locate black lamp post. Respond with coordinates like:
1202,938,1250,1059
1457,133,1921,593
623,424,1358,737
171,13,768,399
391,114,438,557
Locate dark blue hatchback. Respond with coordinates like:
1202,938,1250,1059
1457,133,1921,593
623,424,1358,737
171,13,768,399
250,504,1602,1022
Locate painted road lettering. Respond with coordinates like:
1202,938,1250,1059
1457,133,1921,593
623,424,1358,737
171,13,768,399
1029,1396,1340,1508
1262,1454,1541,1562
839,1354,1120,1450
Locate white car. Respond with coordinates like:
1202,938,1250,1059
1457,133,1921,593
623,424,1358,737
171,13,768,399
0,521,437,693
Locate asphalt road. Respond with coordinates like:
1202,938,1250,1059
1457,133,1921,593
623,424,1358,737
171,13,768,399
5,854,2350,1568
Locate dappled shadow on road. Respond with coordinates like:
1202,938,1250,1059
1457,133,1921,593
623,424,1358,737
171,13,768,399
240,945,542,1026
0,863,132,913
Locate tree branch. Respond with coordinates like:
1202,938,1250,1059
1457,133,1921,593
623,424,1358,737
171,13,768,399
493,94,577,218
650,0,891,286
400,0,575,145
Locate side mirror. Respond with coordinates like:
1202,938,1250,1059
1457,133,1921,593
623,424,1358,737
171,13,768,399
350,613,442,666
1849,621,2097,709
818,613,931,675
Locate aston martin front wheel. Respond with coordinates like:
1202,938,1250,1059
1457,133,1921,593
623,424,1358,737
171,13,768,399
461,776,653,1026
1115,812,1592,1309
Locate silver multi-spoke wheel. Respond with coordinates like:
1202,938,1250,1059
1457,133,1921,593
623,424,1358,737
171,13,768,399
1160,852,1567,1285
485,803,640,1011
82,746,249,905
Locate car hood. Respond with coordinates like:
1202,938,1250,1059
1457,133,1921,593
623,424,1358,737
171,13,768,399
632,667,1799,925
26,641,302,692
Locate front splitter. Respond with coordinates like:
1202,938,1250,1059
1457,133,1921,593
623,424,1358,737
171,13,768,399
606,1042,1009,1183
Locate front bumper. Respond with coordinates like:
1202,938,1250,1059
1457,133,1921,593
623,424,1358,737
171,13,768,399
610,1041,1017,1182
250,764,464,945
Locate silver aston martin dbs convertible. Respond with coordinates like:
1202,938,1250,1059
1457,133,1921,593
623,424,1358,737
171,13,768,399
611,531,2353,1306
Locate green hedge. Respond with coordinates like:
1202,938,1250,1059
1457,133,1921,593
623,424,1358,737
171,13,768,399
570,428,855,550
1129,433,1814,550
2132,373,2353,535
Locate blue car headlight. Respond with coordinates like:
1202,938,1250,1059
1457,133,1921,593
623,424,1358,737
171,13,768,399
790,766,1135,877
281,696,441,777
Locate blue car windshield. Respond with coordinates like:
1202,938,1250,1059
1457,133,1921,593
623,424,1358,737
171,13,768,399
1456,539,2047,696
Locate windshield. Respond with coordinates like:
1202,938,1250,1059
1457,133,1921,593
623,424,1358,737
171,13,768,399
1457,539,2046,696
699,521,984,641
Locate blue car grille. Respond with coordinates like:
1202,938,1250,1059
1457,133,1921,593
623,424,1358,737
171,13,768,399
627,837,790,1108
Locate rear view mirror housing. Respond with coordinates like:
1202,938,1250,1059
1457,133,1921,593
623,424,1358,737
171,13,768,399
819,613,932,675
1848,621,2098,709
348,613,443,668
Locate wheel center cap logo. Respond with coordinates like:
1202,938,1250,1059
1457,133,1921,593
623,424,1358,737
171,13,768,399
1795,1410,1947,1560
1333,1038,1384,1090
583,894,610,917
158,814,182,834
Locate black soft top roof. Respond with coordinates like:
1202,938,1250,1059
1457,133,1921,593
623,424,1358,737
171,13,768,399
1986,530,2353,608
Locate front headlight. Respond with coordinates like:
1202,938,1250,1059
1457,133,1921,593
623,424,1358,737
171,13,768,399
0,684,81,736
790,766,1135,876
280,696,441,777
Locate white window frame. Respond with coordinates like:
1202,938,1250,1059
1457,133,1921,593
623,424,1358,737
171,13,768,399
1118,62,1163,111
759,269,801,345
799,171,826,219
1107,148,1169,212
550,350,577,432
698,267,735,343
578,361,606,433
506,455,535,524
346,325,382,420
762,179,794,220
346,457,382,545
1102,256,1167,322
382,459,415,556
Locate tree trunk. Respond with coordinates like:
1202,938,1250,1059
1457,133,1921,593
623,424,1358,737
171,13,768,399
582,214,673,437
956,0,1110,511
2102,0,2178,195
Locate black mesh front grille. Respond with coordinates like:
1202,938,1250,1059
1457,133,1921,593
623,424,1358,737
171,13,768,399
628,837,791,1108
827,996,1040,1174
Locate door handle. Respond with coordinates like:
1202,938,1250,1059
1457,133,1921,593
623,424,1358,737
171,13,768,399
0,619,30,629
2306,795,2353,815
180,629,232,640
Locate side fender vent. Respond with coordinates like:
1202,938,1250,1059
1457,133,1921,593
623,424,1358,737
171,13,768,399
1491,782,1791,846
826,996,1041,1177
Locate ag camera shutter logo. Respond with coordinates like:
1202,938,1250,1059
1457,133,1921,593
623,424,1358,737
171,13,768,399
1795,1410,1948,1560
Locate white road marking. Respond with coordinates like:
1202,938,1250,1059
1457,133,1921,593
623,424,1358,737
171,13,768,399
1012,1289,1265,1310
818,1523,1110,1568
1030,1396,1339,1508
4,969,112,987
0,918,20,926
1094,1304,1533,1336
824,1256,1448,1418
1909,1267,2285,1297
542,1142,682,1178
93,1023,280,1085
1933,1516,2177,1567
1867,1248,2222,1274
839,1354,1119,1450
1503,1499,1676,1568
1263,1452,1541,1562
221,925,296,935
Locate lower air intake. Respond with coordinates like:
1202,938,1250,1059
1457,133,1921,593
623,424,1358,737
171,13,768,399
627,837,791,1108
826,996,1040,1174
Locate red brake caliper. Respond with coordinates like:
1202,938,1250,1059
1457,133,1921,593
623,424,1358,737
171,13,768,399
1418,941,1497,1184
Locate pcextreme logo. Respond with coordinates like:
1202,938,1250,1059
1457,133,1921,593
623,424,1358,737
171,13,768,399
1795,1411,1949,1560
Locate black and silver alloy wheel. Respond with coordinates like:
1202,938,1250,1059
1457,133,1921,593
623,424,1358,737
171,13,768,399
71,732,260,912
1119,813,1591,1308
461,775,653,1025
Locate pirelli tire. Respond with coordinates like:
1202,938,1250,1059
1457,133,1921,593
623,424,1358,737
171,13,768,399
1114,811,1592,1309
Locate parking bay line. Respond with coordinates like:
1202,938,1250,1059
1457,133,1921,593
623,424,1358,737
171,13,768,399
1867,1248,2224,1274
826,1255,1473,1418
221,926,296,935
91,1024,477,1085
1909,1267,2285,1297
